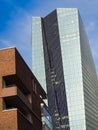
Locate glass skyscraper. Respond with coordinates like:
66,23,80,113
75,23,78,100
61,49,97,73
32,8,98,130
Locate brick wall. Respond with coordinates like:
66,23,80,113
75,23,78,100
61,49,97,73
0,48,45,130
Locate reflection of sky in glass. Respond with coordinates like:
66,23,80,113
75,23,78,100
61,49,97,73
42,106,53,130
57,8,98,130
32,17,46,92
57,8,86,130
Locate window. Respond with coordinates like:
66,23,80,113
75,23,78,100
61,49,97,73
32,79,37,94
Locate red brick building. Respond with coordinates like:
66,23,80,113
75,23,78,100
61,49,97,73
0,47,46,130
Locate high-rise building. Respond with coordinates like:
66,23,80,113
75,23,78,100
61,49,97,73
32,8,98,130
0,47,51,130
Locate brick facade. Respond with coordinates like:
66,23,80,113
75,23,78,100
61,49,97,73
0,47,46,130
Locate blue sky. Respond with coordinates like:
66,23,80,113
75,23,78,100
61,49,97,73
0,0,98,73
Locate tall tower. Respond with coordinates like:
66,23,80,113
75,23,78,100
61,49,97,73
32,8,98,130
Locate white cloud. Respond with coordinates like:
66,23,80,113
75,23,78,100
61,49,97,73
84,20,98,73
1,2,98,72
89,37,98,74
2,8,32,69
90,40,98,60
0,39,12,46
86,21,96,32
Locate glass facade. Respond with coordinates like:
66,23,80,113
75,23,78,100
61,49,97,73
57,8,86,130
41,103,53,130
43,10,70,130
79,14,98,130
32,8,98,130
32,17,47,92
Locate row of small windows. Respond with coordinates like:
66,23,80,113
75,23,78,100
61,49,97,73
84,92,97,110
86,113,97,128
